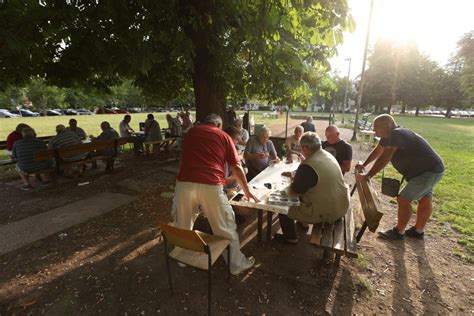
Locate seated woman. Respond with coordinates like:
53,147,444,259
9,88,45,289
144,114,162,154
13,127,54,191
285,126,304,162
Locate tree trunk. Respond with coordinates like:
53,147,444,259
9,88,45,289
415,107,419,116
401,104,406,114
445,107,452,118
180,0,227,124
386,104,392,114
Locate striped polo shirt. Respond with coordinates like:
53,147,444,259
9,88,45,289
12,137,52,172
48,131,87,161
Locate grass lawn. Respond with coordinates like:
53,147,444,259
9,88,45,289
1,111,473,258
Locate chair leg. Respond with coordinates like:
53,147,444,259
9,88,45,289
227,245,230,281
164,241,172,291
208,254,212,316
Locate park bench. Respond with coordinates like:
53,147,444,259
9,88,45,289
309,167,383,266
35,137,129,174
358,114,371,130
290,114,331,121
262,112,279,119
0,135,54,166
143,137,178,154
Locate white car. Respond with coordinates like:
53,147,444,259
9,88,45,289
0,109,20,118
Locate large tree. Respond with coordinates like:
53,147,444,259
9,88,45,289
455,31,474,106
0,0,352,121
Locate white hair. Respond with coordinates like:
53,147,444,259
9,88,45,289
258,126,271,136
300,132,321,152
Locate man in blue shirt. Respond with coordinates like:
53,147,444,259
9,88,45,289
356,114,444,240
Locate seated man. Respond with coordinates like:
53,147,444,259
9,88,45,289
233,118,249,152
322,125,352,174
91,121,119,158
274,132,349,243
5,123,30,159
244,126,279,180
119,114,142,154
66,118,87,140
166,114,183,138
144,114,162,154
12,128,53,191
301,116,316,132
285,126,304,162
49,125,87,175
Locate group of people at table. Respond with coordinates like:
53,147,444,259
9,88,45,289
4,112,191,191
172,113,444,275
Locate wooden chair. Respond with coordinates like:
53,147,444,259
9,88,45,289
161,224,231,316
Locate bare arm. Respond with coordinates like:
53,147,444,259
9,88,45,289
356,144,384,170
366,146,397,178
230,164,259,202
341,160,352,173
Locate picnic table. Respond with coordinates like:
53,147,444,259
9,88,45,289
230,160,299,242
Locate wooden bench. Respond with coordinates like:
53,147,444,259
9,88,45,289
143,138,177,153
309,167,383,266
35,137,129,173
0,135,54,166
310,208,358,265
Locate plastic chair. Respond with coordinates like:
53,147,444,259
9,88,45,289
161,224,231,315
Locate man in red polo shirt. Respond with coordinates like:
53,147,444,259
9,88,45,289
173,114,258,275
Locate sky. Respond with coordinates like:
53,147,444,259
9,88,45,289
330,0,474,79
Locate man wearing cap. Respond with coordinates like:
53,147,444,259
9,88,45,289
275,132,349,244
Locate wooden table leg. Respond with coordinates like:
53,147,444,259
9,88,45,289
266,211,273,242
257,209,263,243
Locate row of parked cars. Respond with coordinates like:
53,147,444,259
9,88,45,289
0,108,94,118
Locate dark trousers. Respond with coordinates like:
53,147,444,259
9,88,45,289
278,214,297,239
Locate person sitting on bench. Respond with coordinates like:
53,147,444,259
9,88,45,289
274,132,350,244
144,114,162,154
5,123,30,159
301,116,316,132
322,125,352,174
12,128,53,191
90,121,119,156
285,126,304,163
66,118,87,140
244,126,279,180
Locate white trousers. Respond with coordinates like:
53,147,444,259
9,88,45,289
172,181,247,270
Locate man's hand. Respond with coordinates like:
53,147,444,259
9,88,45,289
272,157,281,164
355,162,364,172
356,172,370,182
281,171,294,180
257,151,269,159
243,188,260,203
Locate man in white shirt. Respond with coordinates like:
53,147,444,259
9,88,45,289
119,115,134,137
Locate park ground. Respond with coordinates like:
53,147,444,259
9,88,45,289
0,114,473,314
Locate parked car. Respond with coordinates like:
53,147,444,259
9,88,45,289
0,109,20,118
10,109,40,117
77,109,93,115
63,109,78,115
113,108,129,114
46,109,63,116
96,108,117,114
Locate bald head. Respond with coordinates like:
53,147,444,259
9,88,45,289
373,114,397,138
325,125,341,144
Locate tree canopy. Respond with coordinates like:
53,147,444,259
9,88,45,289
0,0,353,121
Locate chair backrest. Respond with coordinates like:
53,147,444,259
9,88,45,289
161,224,207,253
354,168,383,232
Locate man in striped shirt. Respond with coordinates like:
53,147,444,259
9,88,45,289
13,128,53,191
48,124,87,161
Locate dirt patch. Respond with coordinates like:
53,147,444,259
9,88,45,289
0,128,472,314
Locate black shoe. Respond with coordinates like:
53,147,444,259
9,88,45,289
405,226,424,239
378,227,405,240
273,233,298,244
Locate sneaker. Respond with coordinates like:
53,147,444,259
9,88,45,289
177,262,187,268
230,256,255,275
20,185,33,191
273,233,298,244
405,226,424,239
378,227,405,240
